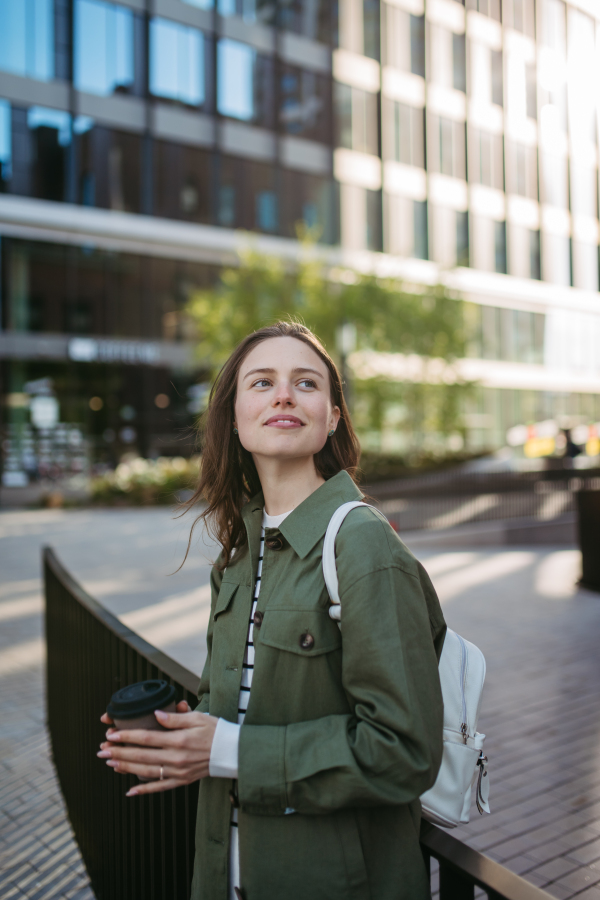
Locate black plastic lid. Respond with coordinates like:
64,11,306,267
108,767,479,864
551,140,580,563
107,680,177,719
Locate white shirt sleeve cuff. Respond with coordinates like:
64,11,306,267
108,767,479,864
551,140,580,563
209,717,241,779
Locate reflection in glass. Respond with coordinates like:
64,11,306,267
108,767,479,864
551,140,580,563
278,0,329,41
217,39,255,120
150,19,205,107
154,142,212,223
218,156,277,232
279,66,328,142
74,0,135,96
335,84,378,155
182,0,213,7
281,170,337,244
0,100,11,191
77,123,141,212
26,106,71,201
0,0,54,82
217,0,275,24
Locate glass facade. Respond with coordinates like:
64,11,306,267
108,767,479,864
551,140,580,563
1,0,600,466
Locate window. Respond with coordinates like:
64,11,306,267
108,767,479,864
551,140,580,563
154,142,212,224
77,121,142,212
9,106,71,202
150,19,205,107
466,0,501,21
506,141,537,199
491,51,503,107
278,0,329,42
217,39,273,127
183,0,213,7
539,0,566,53
279,66,329,143
529,229,541,280
0,0,54,82
335,84,378,156
504,0,535,38
0,100,11,192
366,189,382,251
410,14,425,78
383,7,424,77
414,200,428,259
456,211,469,266
218,156,278,232
453,34,466,93
429,115,466,180
74,0,142,97
280,171,338,244
469,128,504,190
388,101,424,169
494,220,506,274
363,0,380,62
217,0,275,24
525,64,537,120
540,152,568,207
571,163,598,219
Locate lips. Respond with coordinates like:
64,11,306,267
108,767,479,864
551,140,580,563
264,415,304,427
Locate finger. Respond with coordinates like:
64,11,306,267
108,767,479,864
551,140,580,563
107,728,183,747
106,759,167,780
101,713,114,724
176,700,191,713
126,777,182,797
99,745,180,765
154,710,212,729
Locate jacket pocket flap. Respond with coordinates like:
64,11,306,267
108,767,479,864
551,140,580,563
259,608,341,657
214,581,239,618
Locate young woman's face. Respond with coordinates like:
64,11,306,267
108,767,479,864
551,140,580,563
234,336,340,464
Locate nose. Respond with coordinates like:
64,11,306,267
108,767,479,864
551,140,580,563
272,380,295,407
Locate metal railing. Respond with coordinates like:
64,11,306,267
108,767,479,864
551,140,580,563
365,468,600,532
44,546,553,900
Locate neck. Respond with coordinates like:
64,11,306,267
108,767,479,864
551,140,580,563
253,455,325,516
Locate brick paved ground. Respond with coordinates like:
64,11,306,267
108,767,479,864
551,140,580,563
1,508,600,899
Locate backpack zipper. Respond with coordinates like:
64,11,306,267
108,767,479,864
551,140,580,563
457,633,468,743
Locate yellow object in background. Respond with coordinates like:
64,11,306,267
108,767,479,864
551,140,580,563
524,437,556,458
586,437,600,457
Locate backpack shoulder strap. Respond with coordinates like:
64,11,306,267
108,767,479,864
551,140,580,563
322,501,384,621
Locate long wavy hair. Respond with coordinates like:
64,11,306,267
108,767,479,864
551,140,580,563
182,321,360,569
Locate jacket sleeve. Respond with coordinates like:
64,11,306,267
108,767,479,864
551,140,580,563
238,534,444,815
195,562,223,714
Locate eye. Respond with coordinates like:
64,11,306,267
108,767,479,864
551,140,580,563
251,378,272,388
298,378,317,389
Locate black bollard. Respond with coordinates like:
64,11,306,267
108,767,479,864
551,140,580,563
577,490,600,593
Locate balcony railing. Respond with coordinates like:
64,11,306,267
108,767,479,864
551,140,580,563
44,545,553,900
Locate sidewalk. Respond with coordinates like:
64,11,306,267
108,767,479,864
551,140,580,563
1,508,600,898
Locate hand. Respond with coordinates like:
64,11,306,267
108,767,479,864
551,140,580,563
97,701,218,797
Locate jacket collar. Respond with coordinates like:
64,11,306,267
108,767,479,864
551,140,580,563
241,470,364,560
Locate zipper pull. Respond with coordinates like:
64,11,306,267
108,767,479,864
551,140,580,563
460,722,468,743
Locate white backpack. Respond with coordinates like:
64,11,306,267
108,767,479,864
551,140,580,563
322,501,491,829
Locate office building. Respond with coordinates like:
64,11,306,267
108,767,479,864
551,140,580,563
1,0,599,479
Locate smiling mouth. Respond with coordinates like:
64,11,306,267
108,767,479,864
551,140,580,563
264,416,304,427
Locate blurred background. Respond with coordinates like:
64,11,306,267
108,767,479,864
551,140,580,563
1,0,600,504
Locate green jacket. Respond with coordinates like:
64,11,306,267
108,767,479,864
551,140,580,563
191,470,446,900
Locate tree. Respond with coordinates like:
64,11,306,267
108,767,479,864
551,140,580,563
186,240,472,455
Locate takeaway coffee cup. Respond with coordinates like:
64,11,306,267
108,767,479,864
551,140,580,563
106,680,177,781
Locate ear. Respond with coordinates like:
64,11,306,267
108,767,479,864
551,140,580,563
330,406,341,430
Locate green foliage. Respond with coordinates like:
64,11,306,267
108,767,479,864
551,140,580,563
90,456,200,506
186,240,472,450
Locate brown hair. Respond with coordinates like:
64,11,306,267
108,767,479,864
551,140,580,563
182,321,360,569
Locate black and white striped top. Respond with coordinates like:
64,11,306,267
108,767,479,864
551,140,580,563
228,509,291,899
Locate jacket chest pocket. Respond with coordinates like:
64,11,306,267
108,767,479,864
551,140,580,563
214,581,240,620
258,608,341,657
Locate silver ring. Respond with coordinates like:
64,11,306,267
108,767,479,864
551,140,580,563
160,766,164,781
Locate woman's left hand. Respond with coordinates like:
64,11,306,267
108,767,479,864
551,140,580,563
97,703,218,796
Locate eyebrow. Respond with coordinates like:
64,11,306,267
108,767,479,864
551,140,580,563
243,366,325,380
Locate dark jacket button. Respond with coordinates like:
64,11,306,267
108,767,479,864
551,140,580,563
265,536,283,550
253,610,263,628
299,632,315,650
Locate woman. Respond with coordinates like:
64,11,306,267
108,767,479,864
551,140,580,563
99,321,446,900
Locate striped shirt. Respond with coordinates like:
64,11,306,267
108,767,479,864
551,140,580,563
228,508,292,900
